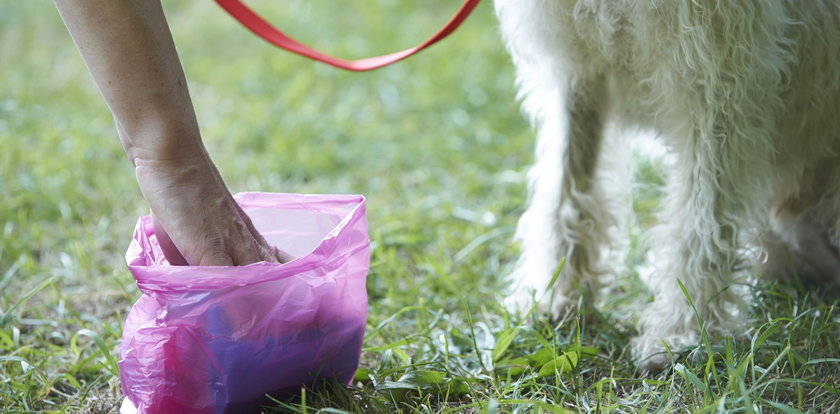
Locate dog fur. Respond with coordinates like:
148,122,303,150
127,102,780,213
494,0,840,371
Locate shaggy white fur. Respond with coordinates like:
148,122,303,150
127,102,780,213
495,0,840,371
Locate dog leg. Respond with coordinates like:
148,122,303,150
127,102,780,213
632,130,756,372
763,167,840,287
507,79,611,317
764,209,840,286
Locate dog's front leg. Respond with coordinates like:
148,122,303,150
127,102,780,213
507,78,611,317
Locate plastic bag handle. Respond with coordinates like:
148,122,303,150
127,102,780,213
214,0,482,72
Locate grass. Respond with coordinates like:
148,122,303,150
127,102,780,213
1,1,838,412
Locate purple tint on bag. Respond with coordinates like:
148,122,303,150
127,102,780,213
119,193,370,414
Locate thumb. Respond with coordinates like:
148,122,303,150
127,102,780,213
151,214,189,266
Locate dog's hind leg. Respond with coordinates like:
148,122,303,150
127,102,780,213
506,75,612,318
763,212,840,287
763,164,840,287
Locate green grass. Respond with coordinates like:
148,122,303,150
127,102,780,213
1,1,839,413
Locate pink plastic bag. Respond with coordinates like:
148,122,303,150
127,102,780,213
118,193,370,414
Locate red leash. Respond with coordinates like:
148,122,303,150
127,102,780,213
215,0,482,72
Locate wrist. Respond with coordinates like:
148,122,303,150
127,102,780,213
119,120,207,167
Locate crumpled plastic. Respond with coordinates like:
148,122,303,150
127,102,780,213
118,193,370,414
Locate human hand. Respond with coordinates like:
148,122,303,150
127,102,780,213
134,155,293,266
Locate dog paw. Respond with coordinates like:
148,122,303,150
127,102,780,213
503,286,577,319
503,287,537,316
631,335,673,373
631,331,698,373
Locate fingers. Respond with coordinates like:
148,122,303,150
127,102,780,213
232,204,295,265
224,208,275,265
230,233,293,265
137,160,289,267
157,208,287,266
197,252,235,267
274,247,296,264
155,214,290,266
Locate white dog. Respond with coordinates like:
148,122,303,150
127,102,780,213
495,0,840,371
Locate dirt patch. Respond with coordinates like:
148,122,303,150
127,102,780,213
68,377,123,414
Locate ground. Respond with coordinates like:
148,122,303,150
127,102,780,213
1,1,838,413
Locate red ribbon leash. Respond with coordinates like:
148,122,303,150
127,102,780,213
215,0,482,72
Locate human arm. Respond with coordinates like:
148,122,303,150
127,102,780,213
55,0,291,265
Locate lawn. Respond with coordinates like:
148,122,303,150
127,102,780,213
1,1,838,413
